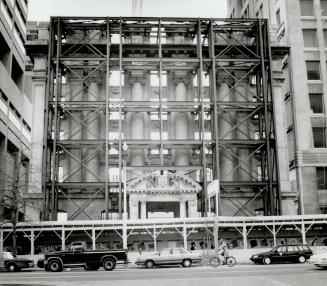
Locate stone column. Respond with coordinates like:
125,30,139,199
235,81,251,181
128,196,139,219
67,77,83,182
218,83,234,181
167,71,175,161
130,74,146,167
188,199,198,218
273,83,296,215
174,76,189,170
85,81,100,182
179,199,186,218
141,200,147,219
29,56,47,193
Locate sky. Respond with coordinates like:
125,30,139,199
27,0,227,21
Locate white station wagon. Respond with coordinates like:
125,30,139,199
135,248,203,268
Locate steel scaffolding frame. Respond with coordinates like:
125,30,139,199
1,214,327,254
30,17,279,221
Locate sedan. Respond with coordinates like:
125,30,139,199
250,245,312,265
310,252,327,268
0,252,35,272
135,248,202,268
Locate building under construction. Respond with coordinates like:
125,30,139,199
25,16,296,223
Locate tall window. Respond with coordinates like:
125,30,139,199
306,61,321,80
300,0,314,16
276,9,281,26
313,127,326,147
321,0,327,16
316,167,327,189
309,93,324,113
302,29,318,47
324,29,327,47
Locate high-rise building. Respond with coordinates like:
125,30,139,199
0,0,32,220
228,0,327,214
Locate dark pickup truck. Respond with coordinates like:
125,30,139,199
37,242,128,272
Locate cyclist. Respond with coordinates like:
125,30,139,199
217,239,230,263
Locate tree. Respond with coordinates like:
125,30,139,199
0,149,39,256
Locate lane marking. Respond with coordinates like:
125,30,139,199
0,267,322,281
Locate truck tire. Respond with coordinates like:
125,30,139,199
48,259,63,272
6,263,20,272
103,258,116,271
84,264,99,271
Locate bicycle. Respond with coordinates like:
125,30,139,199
210,255,236,267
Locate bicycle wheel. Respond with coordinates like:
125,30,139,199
226,256,236,267
210,257,221,267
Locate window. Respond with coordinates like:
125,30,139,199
276,9,281,26
309,93,324,113
302,29,318,47
258,4,263,18
57,211,67,221
313,127,326,147
276,246,287,253
288,246,299,252
0,32,11,71
306,61,321,80
324,30,327,47
316,167,327,189
300,0,314,16
321,0,327,16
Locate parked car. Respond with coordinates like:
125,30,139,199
250,245,312,265
37,241,128,272
135,247,202,268
309,252,327,268
0,252,35,272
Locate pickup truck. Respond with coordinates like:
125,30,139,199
37,242,128,272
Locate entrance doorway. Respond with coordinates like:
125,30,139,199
146,202,180,218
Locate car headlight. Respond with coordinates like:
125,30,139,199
252,255,258,258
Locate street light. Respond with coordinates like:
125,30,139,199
122,142,128,220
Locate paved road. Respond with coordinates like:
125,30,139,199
0,264,326,286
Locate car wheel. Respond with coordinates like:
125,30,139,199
6,263,19,272
145,260,155,269
103,258,116,271
48,259,63,272
84,264,99,271
298,255,306,263
182,259,192,267
263,256,271,265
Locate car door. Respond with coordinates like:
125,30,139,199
286,246,299,262
271,246,287,263
169,248,183,265
156,248,171,265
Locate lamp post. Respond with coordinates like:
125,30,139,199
122,142,128,220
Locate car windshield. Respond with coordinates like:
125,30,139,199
159,249,171,255
2,252,14,259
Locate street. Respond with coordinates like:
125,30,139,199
0,264,326,286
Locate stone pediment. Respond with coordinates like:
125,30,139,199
128,174,201,194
